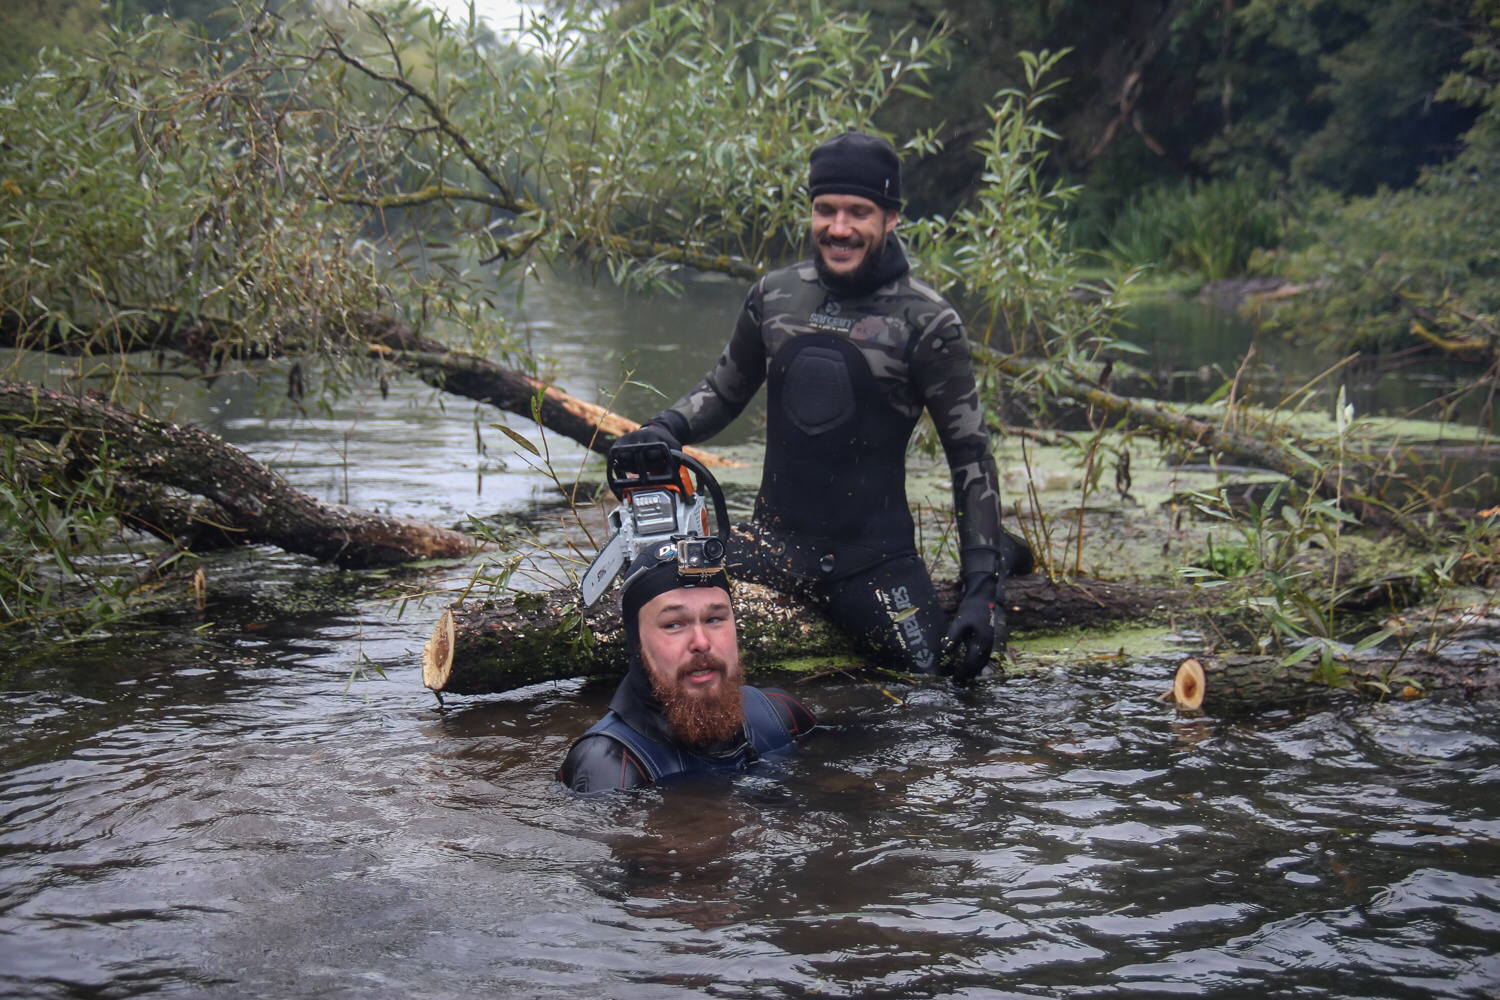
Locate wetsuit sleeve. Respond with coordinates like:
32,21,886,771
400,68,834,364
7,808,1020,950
558,734,652,793
910,307,1002,559
652,282,768,445
760,687,817,737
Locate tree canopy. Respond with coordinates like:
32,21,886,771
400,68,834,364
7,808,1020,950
0,0,1494,649
4,0,1485,204
3,0,1109,630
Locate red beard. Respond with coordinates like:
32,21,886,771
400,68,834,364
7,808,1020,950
647,650,746,748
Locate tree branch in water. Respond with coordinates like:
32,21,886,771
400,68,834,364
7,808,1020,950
0,307,735,466
0,381,476,568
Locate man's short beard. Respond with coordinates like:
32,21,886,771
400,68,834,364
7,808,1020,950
814,230,887,293
645,649,746,748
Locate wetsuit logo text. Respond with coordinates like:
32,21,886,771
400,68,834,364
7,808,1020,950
809,303,853,334
889,585,935,671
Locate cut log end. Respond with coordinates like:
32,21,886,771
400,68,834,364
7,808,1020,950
1173,657,1206,711
422,608,456,691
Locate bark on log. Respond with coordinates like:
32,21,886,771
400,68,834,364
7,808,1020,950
8,307,1481,506
0,380,475,567
9,448,248,553
423,581,860,695
422,574,1179,695
1169,649,1500,715
362,332,732,466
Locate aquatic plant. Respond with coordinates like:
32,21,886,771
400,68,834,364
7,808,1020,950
1169,386,1495,687
0,437,158,635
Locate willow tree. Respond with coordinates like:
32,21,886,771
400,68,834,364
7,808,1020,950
6,0,1478,660
0,0,954,630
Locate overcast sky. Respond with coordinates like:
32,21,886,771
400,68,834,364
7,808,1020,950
433,0,535,35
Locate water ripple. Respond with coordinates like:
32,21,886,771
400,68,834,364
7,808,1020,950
3,630,1499,998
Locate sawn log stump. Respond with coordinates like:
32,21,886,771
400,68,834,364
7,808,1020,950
1170,645,1500,715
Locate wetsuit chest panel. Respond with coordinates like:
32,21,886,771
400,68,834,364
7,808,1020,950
782,345,856,435
758,334,919,550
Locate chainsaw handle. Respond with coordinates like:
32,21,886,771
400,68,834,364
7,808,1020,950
674,452,731,544
607,443,729,545
607,441,685,496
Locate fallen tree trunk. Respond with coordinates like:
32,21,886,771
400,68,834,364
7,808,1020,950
8,306,1480,498
1169,648,1500,715
0,307,733,466
9,447,248,554
362,328,732,467
422,574,1178,695
0,381,476,567
423,581,854,695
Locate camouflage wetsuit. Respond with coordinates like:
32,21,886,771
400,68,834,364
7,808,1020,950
645,235,1005,673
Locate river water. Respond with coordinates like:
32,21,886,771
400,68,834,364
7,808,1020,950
2,275,1498,998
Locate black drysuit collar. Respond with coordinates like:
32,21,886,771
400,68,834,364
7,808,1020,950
609,655,676,747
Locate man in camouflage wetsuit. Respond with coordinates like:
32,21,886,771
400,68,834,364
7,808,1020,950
612,132,1031,682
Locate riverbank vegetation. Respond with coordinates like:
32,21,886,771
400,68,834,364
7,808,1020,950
1,0,1496,706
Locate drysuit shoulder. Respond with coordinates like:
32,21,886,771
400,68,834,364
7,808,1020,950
558,733,652,793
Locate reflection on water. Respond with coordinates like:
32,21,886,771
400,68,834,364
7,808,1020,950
2,283,1499,998
522,272,1496,436
1125,296,1498,506
1126,297,1496,432
511,267,761,443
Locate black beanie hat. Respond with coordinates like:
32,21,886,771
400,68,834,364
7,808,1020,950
808,131,902,211
620,542,732,648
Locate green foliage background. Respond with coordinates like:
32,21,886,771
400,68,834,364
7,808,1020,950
1255,0,1500,352
596,0,1497,346
0,0,1496,637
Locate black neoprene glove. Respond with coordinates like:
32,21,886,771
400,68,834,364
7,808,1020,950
945,532,1034,684
945,571,1000,684
607,418,683,488
613,419,681,453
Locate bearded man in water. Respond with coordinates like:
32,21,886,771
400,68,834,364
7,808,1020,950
559,544,815,793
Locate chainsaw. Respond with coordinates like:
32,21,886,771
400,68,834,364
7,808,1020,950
579,441,731,607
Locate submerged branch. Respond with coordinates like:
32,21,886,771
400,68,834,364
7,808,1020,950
986,349,1437,537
